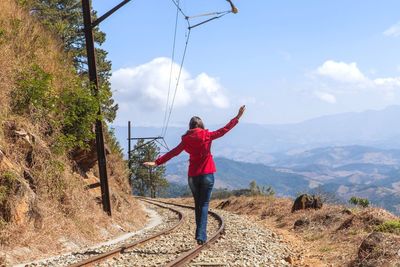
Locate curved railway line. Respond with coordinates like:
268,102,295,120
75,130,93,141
69,197,224,267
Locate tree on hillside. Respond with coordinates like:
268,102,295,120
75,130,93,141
349,196,370,208
20,0,117,122
130,140,169,198
249,180,275,196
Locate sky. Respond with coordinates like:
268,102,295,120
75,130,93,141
92,0,400,128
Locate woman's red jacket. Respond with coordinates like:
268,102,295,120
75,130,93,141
155,117,239,177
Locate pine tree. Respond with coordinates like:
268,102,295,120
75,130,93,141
130,140,169,197
19,0,118,122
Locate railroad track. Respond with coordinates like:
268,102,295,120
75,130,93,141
69,197,224,267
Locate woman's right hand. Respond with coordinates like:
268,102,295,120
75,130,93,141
236,105,246,120
143,162,157,167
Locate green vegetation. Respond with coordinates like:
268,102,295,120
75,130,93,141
10,0,124,153
349,196,370,208
11,64,100,151
167,157,309,196
0,171,18,223
375,220,400,235
211,181,275,200
130,140,169,198
105,127,124,157
0,0,141,247
58,85,99,150
249,180,275,196
0,171,17,205
11,64,53,116
20,0,118,122
159,182,190,198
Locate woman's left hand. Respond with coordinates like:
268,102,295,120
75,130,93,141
236,105,246,120
143,162,157,167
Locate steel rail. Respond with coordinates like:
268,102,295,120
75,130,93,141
69,198,225,267
69,200,185,267
144,199,225,267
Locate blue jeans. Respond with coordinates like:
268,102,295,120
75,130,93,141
188,173,214,242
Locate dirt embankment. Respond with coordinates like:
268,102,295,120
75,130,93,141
210,196,400,266
0,1,146,265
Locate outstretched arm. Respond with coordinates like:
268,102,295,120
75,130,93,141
209,105,246,140
143,141,185,167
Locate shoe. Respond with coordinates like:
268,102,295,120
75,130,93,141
196,239,205,245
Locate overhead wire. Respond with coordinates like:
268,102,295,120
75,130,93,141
163,24,191,137
161,0,181,137
161,0,238,139
189,11,231,29
170,0,188,19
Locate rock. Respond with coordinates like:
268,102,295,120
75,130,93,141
216,200,231,209
14,129,35,146
291,194,322,213
341,208,353,215
0,171,37,226
294,217,310,230
284,255,294,264
358,232,384,259
70,140,110,173
354,231,400,266
336,216,354,231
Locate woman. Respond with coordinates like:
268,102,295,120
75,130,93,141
144,105,245,245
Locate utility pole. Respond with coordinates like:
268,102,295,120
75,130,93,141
81,0,132,216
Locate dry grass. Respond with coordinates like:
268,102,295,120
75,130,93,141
0,0,147,265
209,196,400,267
0,0,66,114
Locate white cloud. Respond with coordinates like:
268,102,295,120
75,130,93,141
111,57,229,111
315,60,400,90
312,60,400,103
374,77,400,88
186,73,229,108
384,22,400,37
317,60,367,83
314,91,337,104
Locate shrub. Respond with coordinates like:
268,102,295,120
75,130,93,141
249,180,275,196
0,171,17,204
375,220,400,235
0,171,18,222
105,127,123,157
349,196,370,208
10,64,100,152
57,85,99,151
11,64,54,116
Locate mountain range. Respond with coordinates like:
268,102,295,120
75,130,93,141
113,105,400,163
112,106,400,214
166,146,400,214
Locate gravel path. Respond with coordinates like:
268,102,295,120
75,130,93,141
98,202,219,267
16,202,178,267
15,200,295,267
188,209,294,267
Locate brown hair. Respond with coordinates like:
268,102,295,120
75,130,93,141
189,116,204,129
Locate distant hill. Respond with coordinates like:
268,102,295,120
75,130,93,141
269,146,400,214
166,157,310,197
114,106,400,214
166,145,400,214
113,105,400,163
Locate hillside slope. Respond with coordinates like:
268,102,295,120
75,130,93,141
209,196,400,266
114,105,400,163
166,157,309,195
0,1,145,265
166,147,400,215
